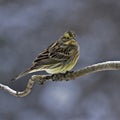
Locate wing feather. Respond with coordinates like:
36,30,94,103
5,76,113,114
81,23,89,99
31,41,72,69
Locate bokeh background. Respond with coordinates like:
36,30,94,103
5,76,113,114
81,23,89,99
0,0,120,120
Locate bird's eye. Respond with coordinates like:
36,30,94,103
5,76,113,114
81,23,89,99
66,36,70,39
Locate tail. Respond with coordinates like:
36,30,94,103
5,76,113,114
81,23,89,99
11,68,41,82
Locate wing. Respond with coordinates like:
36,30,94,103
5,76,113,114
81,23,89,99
31,41,71,69
48,41,72,60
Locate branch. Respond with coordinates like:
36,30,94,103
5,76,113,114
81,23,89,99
0,78,35,97
0,61,120,97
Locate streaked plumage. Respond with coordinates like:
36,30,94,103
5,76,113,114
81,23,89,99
12,31,80,81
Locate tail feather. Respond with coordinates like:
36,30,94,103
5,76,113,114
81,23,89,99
11,68,42,82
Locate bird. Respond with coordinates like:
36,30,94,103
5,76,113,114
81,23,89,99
11,31,80,81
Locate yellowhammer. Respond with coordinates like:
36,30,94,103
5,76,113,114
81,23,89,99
12,31,80,81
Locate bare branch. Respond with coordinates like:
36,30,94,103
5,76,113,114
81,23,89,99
0,78,35,97
0,61,120,97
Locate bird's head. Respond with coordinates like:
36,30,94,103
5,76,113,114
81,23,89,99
63,31,76,39
61,31,77,45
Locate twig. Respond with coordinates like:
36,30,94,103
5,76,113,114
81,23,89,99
0,61,120,97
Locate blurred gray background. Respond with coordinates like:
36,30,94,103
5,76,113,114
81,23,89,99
0,0,120,120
